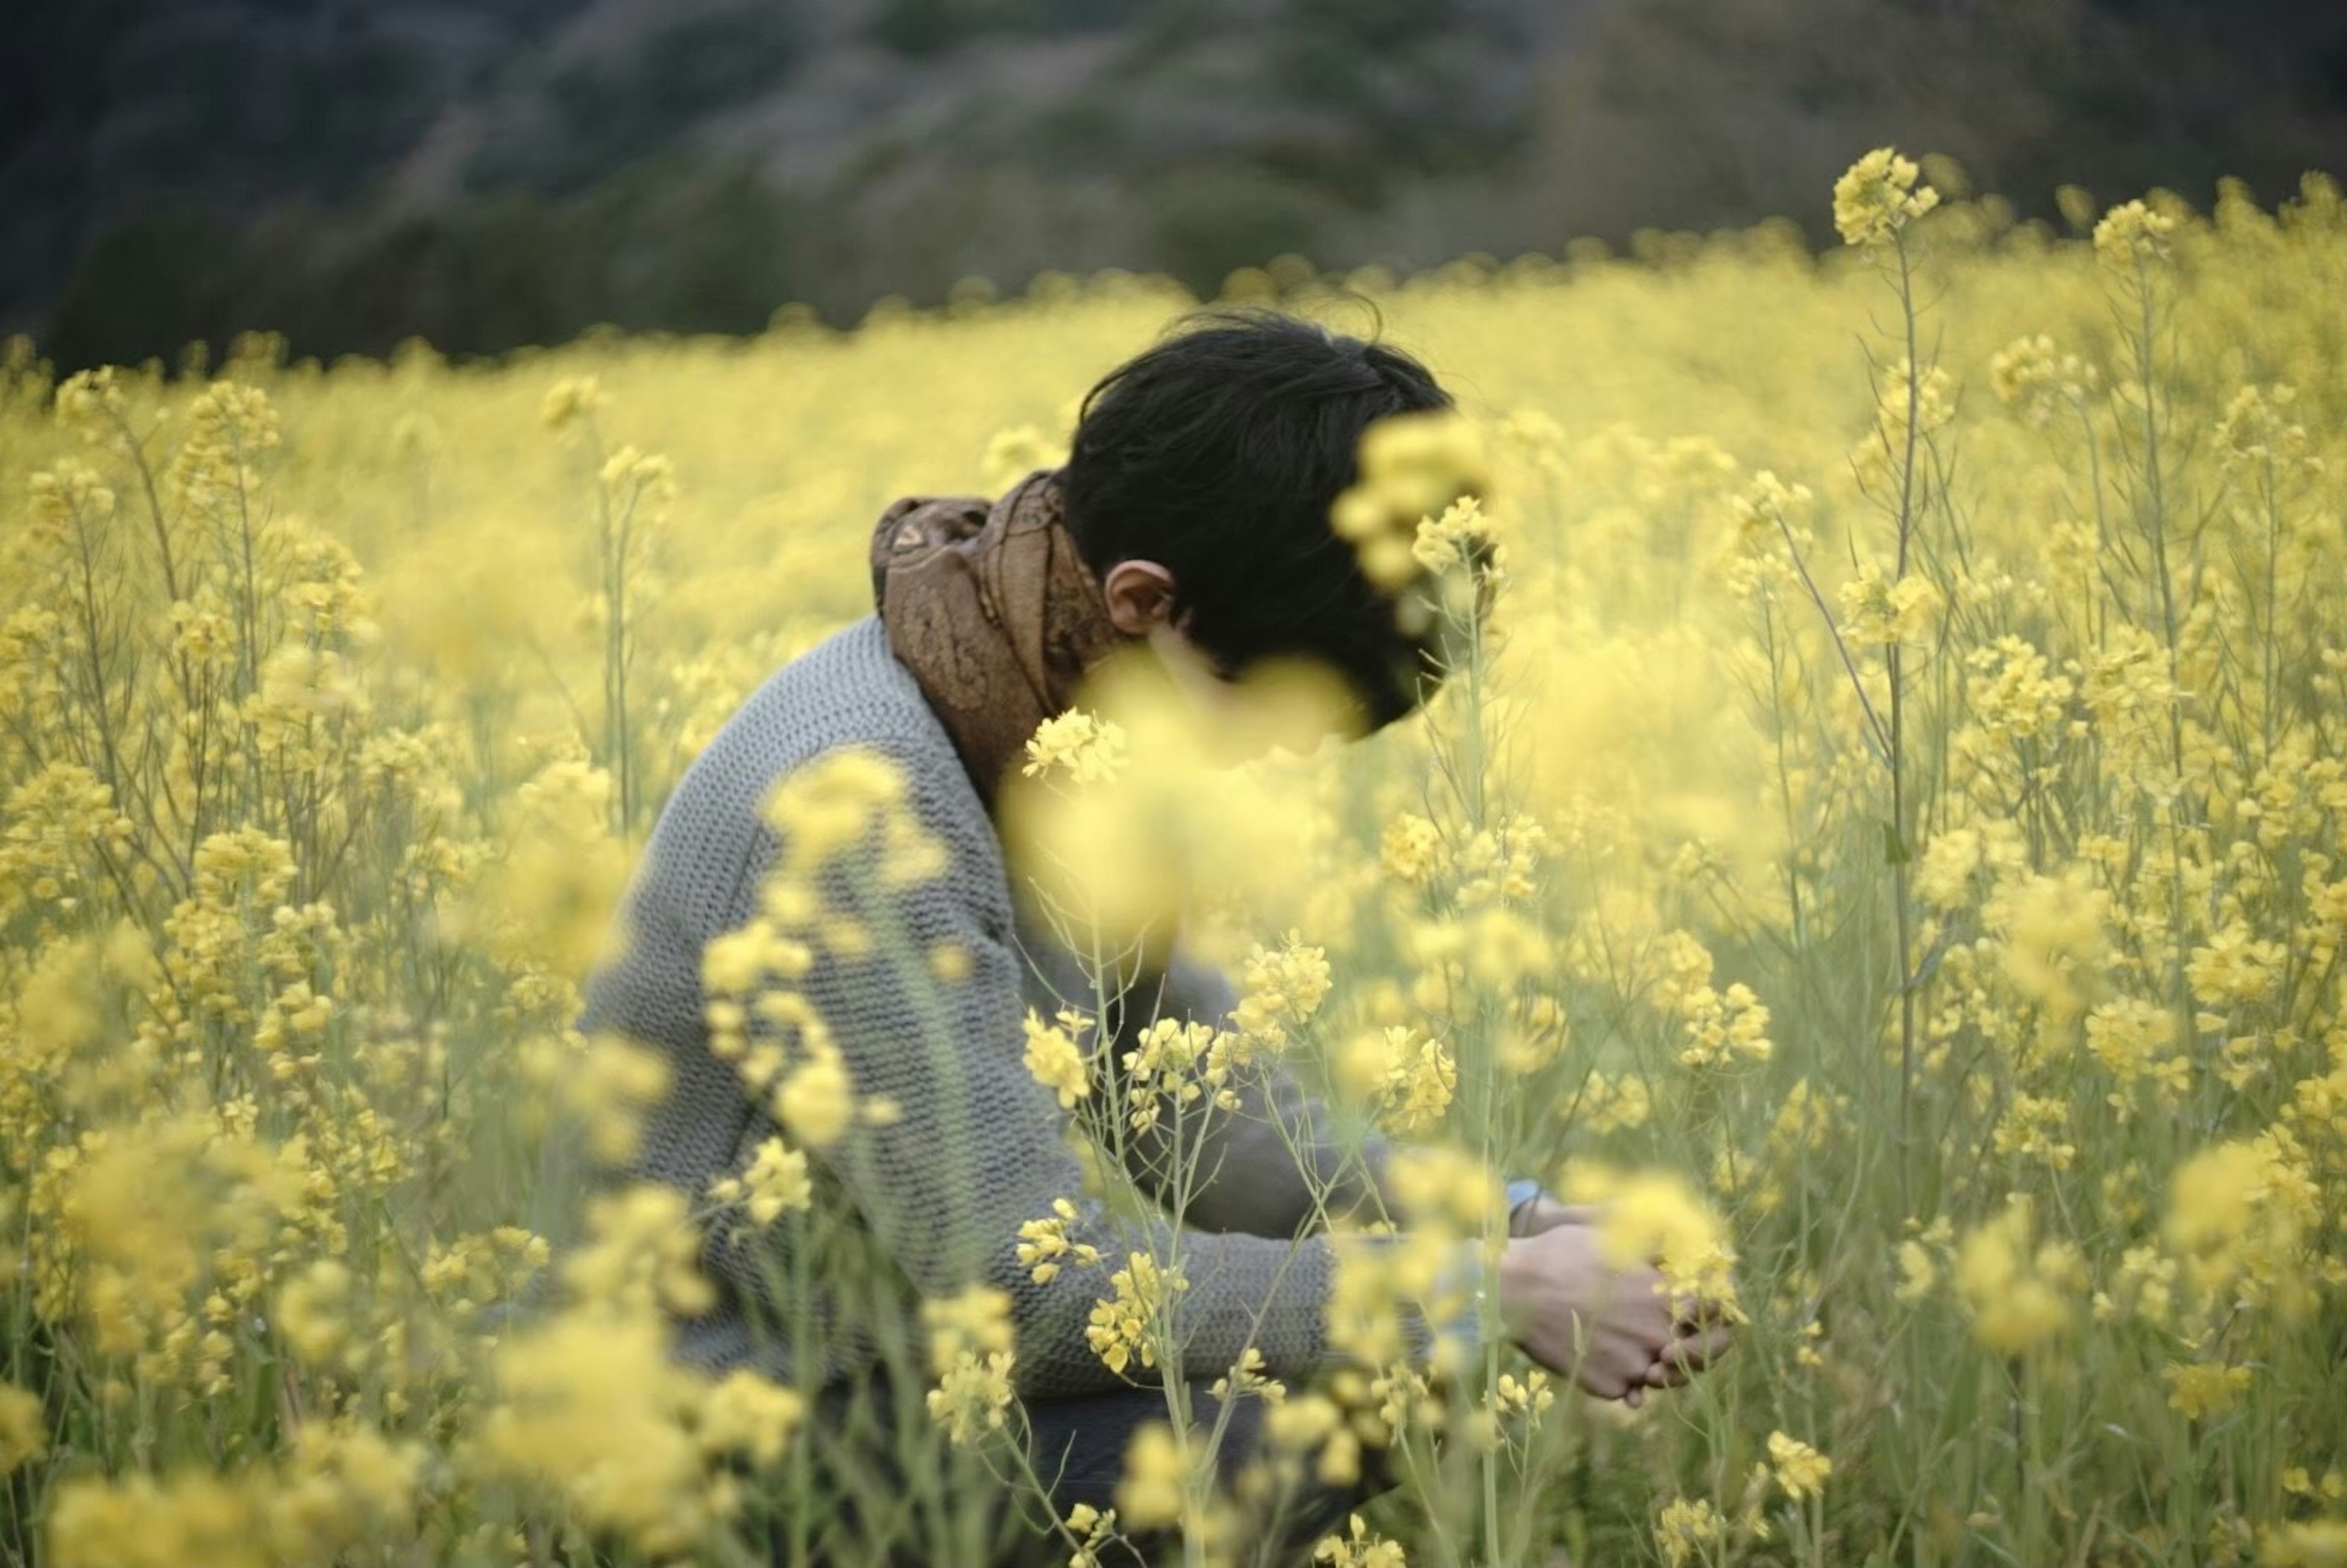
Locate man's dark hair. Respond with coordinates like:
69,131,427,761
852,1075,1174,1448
1062,305,1461,733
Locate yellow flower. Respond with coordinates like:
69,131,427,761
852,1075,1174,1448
1314,1512,1408,1567
2093,199,2176,268
1832,147,1940,246
1570,1165,1744,1321
0,1382,44,1475
274,1259,353,1368
1953,1194,2082,1354
1113,1422,1188,1531
2162,1360,2252,1421
925,1350,1017,1446
1379,813,1444,884
1992,1093,2079,1171
921,1284,1015,1377
1990,332,2100,427
1231,930,1332,1049
1085,1254,1185,1375
1023,1008,1091,1108
1412,494,1487,576
540,375,606,429
1015,1198,1103,1285
699,1369,806,1467
1767,1431,1833,1501
1330,408,1489,590
773,1044,854,1148
2186,923,2287,1009
2164,1138,2311,1316
1062,1500,1121,1567
711,1136,813,1225
1895,1239,1939,1302
1837,563,1941,646
1678,980,1774,1069
1372,1028,1457,1135
2259,1520,2347,1567
1023,711,1129,786
1655,1497,1725,1567
480,1306,723,1556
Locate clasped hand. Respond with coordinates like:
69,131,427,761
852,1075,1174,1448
1497,1198,1736,1408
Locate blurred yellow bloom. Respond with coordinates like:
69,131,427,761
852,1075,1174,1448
707,1135,812,1226
1379,814,1443,884
699,1369,806,1467
480,1306,721,1556
1022,1008,1091,1109
773,1043,855,1149
1567,1163,1744,1321
2163,1360,2252,1421
2260,1520,2347,1567
0,1382,44,1475
925,1348,1017,1446
1953,1194,2082,1354
1655,1497,1725,1567
2094,199,2177,268
1114,1422,1188,1531
540,375,606,430
2164,1138,2312,1316
1314,1512,1408,1568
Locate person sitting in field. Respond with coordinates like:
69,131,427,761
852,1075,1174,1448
573,306,1733,1566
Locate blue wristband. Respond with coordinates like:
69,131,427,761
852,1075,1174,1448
1505,1176,1543,1220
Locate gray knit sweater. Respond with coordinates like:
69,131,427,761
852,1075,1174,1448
575,615,1432,1397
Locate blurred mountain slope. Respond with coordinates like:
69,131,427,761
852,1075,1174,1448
6,0,2342,367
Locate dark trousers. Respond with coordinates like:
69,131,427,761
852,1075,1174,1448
777,1374,1398,1567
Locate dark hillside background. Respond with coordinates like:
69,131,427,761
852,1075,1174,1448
7,0,2344,369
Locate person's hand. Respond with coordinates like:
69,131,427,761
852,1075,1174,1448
1495,1223,1677,1403
1640,1293,1738,1393
1506,1198,1740,1398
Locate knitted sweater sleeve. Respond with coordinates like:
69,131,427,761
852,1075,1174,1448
747,739,1413,1398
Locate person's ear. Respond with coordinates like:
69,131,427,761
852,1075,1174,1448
1101,560,1180,637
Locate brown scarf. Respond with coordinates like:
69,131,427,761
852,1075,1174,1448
870,466,1126,807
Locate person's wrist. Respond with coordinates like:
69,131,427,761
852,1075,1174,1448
1428,1236,1488,1376
1495,1235,1535,1341
1504,1176,1545,1237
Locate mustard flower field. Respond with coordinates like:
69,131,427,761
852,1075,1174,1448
2,152,2345,1567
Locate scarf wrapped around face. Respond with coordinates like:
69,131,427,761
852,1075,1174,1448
870,466,1126,807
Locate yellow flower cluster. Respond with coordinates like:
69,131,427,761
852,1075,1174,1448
705,1134,814,1226
1016,1197,1104,1285
1313,1512,1409,1568
1329,408,1491,592
1953,1194,2086,1355
1023,709,1130,786
922,1285,1018,1445
1085,1252,1187,1376
1832,146,1941,247
1022,1006,1093,1108
1231,929,1332,1050
1766,1430,1833,1502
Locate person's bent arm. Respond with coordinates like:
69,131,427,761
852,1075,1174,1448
721,742,1466,1398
